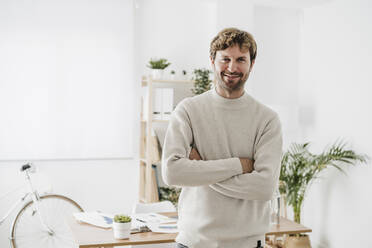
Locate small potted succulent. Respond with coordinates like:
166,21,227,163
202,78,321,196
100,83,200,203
147,58,171,79
113,214,132,239
170,70,176,80
182,70,187,80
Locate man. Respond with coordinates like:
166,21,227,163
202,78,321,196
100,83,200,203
162,27,283,248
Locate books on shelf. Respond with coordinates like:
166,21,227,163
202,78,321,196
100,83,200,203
162,88,173,120
143,87,174,121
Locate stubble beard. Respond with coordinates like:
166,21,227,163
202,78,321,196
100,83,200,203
215,70,250,93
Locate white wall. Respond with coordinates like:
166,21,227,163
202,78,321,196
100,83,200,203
252,5,302,148
299,0,372,247
0,0,135,160
216,0,254,31
135,0,218,79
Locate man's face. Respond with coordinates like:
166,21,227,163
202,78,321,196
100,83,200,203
211,45,254,92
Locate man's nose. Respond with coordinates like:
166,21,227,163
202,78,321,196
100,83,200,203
227,61,238,72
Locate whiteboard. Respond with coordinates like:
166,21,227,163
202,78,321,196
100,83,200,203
0,0,135,160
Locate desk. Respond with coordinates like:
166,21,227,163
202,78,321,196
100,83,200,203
68,213,311,248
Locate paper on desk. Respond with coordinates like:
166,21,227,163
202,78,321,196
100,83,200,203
147,223,178,233
133,213,175,224
73,211,113,228
132,213,178,233
73,212,177,234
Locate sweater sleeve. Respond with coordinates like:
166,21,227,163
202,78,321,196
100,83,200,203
161,100,243,187
209,115,283,201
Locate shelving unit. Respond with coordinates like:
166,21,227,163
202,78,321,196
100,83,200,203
139,76,194,203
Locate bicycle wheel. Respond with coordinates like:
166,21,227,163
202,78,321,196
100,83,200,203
10,194,83,248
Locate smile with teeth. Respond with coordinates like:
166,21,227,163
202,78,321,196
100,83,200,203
223,72,241,79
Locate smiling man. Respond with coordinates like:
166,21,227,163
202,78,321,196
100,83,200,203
162,28,283,248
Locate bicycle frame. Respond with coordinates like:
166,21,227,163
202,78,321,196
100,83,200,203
2,167,55,243
0,192,30,226
22,168,55,235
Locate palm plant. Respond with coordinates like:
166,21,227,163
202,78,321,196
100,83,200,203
280,141,368,224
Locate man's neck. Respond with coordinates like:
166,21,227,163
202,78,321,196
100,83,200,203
216,85,244,99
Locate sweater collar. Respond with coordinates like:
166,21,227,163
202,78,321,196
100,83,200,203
210,87,251,109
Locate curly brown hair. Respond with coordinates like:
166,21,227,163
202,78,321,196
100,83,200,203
210,27,257,62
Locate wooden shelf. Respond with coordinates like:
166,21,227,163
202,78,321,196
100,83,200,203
141,119,169,123
141,77,194,86
139,75,193,203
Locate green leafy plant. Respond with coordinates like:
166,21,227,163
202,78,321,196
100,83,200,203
182,70,187,76
147,58,171,70
191,68,212,95
114,214,132,223
170,70,175,75
158,187,181,207
280,141,368,224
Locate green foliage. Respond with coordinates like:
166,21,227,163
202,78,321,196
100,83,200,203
114,214,132,223
147,58,171,70
170,70,175,74
191,68,212,95
158,187,181,207
280,141,368,223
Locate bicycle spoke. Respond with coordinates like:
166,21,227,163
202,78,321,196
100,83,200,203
12,194,82,248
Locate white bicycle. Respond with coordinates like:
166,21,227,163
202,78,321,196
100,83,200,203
0,163,84,248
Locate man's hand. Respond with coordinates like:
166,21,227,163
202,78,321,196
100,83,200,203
189,147,253,174
189,147,202,160
239,158,254,174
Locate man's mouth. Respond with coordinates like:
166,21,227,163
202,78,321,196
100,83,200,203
222,72,241,80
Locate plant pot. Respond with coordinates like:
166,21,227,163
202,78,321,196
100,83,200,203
113,221,131,239
151,69,163,80
284,234,311,248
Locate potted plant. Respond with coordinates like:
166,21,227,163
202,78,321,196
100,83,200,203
170,70,176,80
159,186,181,207
147,58,171,79
191,68,212,95
182,70,187,80
280,141,368,247
113,214,132,239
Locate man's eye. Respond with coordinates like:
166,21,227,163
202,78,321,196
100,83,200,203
222,58,230,62
238,58,246,62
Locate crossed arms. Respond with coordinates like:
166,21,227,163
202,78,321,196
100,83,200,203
189,147,254,174
161,103,283,201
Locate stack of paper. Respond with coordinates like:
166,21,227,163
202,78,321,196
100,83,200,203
133,213,178,233
73,212,178,234
73,211,113,228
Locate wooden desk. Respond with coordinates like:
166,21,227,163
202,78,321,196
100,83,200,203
68,213,311,248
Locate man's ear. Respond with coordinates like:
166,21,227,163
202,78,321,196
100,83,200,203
210,56,215,66
249,59,255,72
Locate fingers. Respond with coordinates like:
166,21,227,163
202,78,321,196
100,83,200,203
189,147,202,160
239,158,254,174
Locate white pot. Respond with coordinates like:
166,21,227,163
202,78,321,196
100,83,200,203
151,69,164,80
113,221,131,239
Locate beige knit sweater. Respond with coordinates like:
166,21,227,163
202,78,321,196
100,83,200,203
162,88,283,248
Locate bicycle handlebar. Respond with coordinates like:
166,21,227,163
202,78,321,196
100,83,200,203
21,163,31,172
